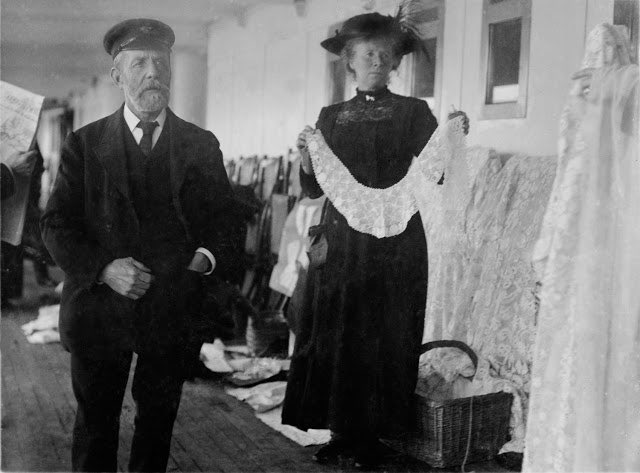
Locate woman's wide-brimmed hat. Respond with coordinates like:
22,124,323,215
321,12,418,56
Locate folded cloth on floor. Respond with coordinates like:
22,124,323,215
21,304,59,335
226,381,331,446
201,340,290,389
26,329,60,344
22,305,61,344
200,339,234,372
226,381,287,413
227,358,286,387
256,407,330,446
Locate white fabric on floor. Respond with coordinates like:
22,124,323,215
255,407,330,447
21,304,60,344
200,340,234,373
226,382,330,446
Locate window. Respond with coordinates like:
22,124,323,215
408,1,444,115
479,0,531,119
326,21,350,105
412,38,437,99
614,0,639,62
329,58,347,104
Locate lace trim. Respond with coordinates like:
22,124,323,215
306,116,465,238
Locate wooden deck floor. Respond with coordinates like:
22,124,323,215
1,262,510,472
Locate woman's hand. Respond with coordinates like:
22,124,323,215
297,125,314,174
571,67,595,97
447,110,470,135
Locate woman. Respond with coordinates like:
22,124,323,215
281,11,439,468
524,25,639,472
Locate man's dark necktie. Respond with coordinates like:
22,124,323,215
137,121,158,156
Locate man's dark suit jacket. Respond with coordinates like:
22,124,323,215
41,106,236,359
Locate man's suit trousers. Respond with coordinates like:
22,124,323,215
70,350,184,472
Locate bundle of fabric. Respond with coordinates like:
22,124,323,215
226,381,331,446
199,339,289,381
21,304,61,344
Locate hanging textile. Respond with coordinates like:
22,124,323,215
524,25,639,472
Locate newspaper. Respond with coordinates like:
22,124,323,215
1,81,44,245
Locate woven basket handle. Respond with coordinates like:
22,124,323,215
420,340,478,373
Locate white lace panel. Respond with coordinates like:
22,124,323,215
306,117,466,238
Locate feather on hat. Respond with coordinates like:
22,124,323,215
321,0,433,58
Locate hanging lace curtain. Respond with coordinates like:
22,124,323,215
524,24,639,472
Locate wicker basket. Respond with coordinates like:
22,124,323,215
387,340,513,468
246,309,289,356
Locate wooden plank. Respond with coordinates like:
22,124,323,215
188,380,311,473
173,405,239,473
168,432,203,472
200,406,268,472
206,388,311,471
8,318,72,468
176,390,263,473
2,320,63,471
1,347,29,471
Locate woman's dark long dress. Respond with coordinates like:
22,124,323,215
282,87,438,438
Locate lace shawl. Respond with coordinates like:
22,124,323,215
306,116,465,238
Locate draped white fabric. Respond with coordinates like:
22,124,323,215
524,26,640,472
268,197,326,296
305,116,465,238
418,151,556,453
418,146,493,343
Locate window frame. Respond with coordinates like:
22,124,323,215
614,0,639,63
326,21,350,105
404,0,445,117
479,0,531,120
327,53,347,105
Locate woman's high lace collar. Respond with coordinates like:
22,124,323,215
355,87,391,101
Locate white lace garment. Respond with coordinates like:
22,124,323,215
524,24,640,472
305,116,465,238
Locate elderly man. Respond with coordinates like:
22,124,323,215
41,19,236,472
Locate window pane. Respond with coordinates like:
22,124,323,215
487,18,521,104
614,0,639,62
412,38,437,99
330,60,346,104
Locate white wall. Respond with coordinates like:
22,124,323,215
206,0,407,159
71,47,209,130
71,75,122,130
451,0,613,156
171,47,208,127
206,0,616,159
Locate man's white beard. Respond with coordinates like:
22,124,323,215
135,90,169,113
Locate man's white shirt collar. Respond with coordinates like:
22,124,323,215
123,104,166,135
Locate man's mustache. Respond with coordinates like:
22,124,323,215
141,82,169,93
